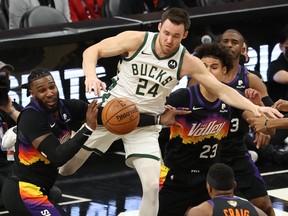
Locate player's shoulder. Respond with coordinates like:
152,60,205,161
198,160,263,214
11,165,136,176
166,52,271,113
62,99,88,113
186,201,212,216
119,30,147,40
247,71,266,90
62,99,86,106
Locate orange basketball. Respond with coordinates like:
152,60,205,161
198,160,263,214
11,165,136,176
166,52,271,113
101,98,140,135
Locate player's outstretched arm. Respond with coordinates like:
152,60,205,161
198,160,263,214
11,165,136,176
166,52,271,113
138,106,191,127
181,54,283,118
248,115,288,132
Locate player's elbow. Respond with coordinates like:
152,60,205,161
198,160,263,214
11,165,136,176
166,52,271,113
58,164,76,176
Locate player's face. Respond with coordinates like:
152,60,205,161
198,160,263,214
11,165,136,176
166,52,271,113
201,57,227,82
220,32,243,60
241,42,249,63
30,75,59,112
157,19,188,56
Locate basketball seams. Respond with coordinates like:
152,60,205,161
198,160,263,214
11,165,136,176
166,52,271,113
106,104,136,123
101,98,140,135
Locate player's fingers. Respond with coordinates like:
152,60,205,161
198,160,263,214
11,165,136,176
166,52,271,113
262,107,283,118
249,123,255,130
178,107,190,111
174,122,183,128
174,110,191,116
253,134,260,149
164,105,175,111
85,80,90,93
100,82,107,92
92,99,98,108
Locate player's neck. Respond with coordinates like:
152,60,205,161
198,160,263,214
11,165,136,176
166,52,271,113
213,191,234,198
223,62,239,83
199,85,218,102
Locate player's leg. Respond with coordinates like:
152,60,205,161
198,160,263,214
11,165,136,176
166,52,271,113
158,169,208,216
123,125,162,216
2,178,69,216
239,174,274,216
59,126,118,176
59,148,92,176
233,153,275,216
133,157,161,216
249,195,275,216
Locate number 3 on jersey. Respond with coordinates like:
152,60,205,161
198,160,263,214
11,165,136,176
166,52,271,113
230,118,239,132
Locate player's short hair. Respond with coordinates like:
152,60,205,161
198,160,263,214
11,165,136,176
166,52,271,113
278,28,288,44
193,42,234,73
161,7,191,32
220,29,245,44
206,163,234,190
25,68,53,96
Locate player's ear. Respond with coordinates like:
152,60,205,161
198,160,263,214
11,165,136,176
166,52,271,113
30,90,33,97
183,31,188,39
233,181,237,190
240,45,246,55
158,22,162,32
223,66,228,76
206,181,212,193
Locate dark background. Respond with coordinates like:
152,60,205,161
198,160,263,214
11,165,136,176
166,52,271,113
1,0,288,105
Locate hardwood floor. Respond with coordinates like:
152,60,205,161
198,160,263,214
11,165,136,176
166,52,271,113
1,147,288,216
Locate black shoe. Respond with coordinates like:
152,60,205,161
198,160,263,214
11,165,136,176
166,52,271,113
272,148,288,164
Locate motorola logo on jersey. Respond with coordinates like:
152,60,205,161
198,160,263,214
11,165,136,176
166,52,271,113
168,60,177,69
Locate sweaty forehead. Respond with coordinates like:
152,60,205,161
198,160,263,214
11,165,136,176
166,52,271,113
32,75,54,88
222,32,242,41
202,56,222,65
161,19,185,35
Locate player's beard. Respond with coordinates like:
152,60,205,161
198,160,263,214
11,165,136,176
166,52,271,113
37,92,60,113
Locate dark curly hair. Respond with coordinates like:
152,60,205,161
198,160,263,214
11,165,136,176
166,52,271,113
23,68,53,96
193,42,234,73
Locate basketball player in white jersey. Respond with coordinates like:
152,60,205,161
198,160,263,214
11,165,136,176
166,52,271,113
59,7,282,216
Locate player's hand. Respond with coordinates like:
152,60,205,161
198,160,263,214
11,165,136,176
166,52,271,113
85,77,107,96
85,100,99,130
248,115,275,135
272,99,288,112
160,106,191,127
245,88,262,106
253,132,271,149
258,106,283,119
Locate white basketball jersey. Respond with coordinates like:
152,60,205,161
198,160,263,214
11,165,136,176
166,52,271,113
107,32,186,114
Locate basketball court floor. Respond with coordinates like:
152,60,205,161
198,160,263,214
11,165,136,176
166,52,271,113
1,146,288,216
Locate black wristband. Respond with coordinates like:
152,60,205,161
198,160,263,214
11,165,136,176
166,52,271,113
262,96,274,107
138,113,156,126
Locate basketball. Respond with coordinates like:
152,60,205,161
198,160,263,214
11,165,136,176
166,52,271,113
101,98,140,135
